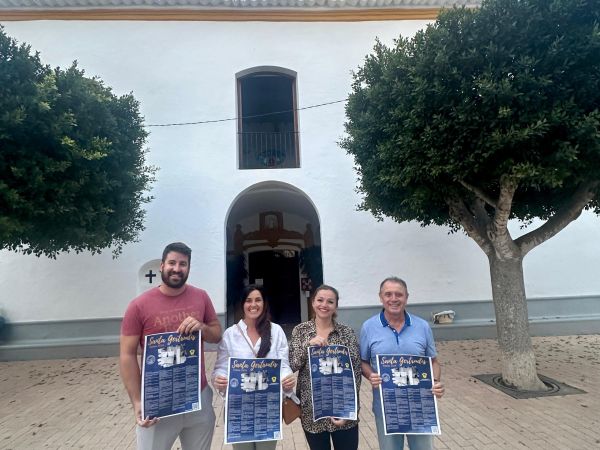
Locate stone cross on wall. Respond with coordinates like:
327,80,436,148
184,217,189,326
138,260,161,294
145,270,157,284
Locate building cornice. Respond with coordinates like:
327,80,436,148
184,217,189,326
0,0,481,21
0,0,479,8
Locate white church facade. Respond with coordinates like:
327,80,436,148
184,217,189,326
0,0,598,360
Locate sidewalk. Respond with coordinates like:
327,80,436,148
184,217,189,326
1,335,598,449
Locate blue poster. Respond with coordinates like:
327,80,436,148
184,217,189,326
308,345,358,421
376,354,441,435
225,358,282,445
141,331,201,419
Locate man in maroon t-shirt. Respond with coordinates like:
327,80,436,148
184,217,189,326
119,242,222,450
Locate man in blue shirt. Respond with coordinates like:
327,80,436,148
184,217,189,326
360,277,445,450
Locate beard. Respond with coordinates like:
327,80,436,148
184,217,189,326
161,269,188,289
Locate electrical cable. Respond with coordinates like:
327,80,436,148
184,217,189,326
145,98,347,127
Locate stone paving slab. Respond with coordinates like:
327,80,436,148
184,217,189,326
1,335,598,449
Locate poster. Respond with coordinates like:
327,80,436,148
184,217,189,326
308,345,358,421
376,354,441,435
225,358,282,445
141,331,201,419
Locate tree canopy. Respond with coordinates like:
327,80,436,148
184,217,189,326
344,0,599,243
343,0,599,390
0,27,155,257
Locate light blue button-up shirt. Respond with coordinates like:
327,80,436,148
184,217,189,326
360,310,437,413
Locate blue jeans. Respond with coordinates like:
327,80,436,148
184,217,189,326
374,411,433,450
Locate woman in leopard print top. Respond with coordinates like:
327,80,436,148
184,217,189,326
289,285,361,450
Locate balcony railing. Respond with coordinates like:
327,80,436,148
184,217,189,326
239,131,299,169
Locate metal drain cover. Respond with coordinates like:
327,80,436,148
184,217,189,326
472,373,586,399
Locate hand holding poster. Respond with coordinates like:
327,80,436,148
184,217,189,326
141,331,201,420
376,354,441,435
308,345,358,421
225,358,282,445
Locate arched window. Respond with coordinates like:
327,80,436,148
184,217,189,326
237,67,299,169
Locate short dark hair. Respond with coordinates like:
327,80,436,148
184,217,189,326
162,242,192,264
379,276,408,293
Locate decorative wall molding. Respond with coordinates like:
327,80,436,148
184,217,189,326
1,295,598,361
0,315,226,361
337,295,600,341
0,0,480,10
0,7,442,20
0,0,482,21
232,212,309,251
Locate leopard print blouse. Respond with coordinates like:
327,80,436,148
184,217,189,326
289,319,361,434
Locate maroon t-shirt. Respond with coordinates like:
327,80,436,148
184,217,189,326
121,285,218,390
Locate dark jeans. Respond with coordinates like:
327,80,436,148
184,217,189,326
304,425,359,450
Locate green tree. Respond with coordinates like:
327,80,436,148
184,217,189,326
0,27,155,257
343,0,600,390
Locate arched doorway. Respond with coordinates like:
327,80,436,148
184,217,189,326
225,181,323,332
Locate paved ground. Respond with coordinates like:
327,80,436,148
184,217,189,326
1,335,598,449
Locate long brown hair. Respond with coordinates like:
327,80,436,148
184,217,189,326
242,285,272,358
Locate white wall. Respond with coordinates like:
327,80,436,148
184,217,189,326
1,20,599,322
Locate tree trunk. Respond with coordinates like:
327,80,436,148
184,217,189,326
488,255,547,391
